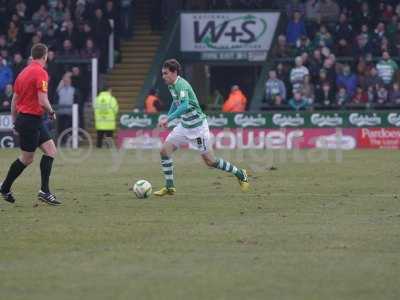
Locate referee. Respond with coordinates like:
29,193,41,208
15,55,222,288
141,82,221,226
1,43,61,205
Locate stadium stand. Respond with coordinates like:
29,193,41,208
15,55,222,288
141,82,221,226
263,0,400,110
1,0,400,116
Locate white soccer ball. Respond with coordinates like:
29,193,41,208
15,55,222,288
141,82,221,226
133,180,152,199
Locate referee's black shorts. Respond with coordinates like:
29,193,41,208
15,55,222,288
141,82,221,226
14,113,53,152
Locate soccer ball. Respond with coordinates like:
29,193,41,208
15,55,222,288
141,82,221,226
133,180,152,199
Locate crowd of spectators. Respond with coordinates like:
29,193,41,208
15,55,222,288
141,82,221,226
265,0,400,110
0,0,132,114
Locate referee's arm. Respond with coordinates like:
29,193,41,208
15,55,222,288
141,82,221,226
38,91,56,120
11,93,19,124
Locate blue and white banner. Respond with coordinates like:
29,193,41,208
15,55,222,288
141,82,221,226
180,12,280,53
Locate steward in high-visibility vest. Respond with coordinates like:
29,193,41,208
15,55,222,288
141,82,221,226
94,87,119,148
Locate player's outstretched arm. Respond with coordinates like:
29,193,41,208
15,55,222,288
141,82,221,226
167,100,189,122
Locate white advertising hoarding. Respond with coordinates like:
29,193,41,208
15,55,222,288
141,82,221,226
180,12,280,52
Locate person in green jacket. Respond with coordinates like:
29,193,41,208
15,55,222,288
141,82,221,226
94,85,119,148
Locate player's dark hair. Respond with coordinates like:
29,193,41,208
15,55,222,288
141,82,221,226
163,59,181,75
31,43,48,60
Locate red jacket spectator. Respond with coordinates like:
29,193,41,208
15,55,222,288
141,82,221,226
222,85,247,113
145,89,162,113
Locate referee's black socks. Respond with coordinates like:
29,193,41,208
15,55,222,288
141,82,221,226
1,159,27,193
40,155,54,193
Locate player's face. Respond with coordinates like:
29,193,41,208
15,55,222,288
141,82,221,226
162,68,177,85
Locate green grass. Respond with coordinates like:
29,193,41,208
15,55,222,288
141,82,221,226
1,148,400,300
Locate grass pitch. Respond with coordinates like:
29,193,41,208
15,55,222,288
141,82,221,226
1,148,399,300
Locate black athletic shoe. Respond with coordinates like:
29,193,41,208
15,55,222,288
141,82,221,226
0,182,15,203
1,190,16,203
38,190,61,206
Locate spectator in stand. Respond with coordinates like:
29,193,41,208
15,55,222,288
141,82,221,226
276,62,291,88
39,15,58,35
336,86,349,106
271,35,293,58
380,37,394,57
74,0,86,21
336,64,358,97
355,57,369,88
389,82,400,104
91,8,111,72
305,0,320,23
0,83,12,112
222,85,247,113
58,39,79,58
70,66,85,100
265,70,286,106
376,84,388,105
290,56,309,94
313,24,333,48
363,67,384,90
394,22,400,57
80,38,100,59
105,1,119,26
354,2,373,30
295,35,313,56
308,49,323,80
376,51,399,87
145,88,162,113
56,72,78,144
76,22,93,50
319,0,340,24
371,22,387,56
381,3,394,22
286,0,305,18
359,24,371,43
15,1,27,21
353,34,372,58
322,56,336,86
0,59,12,94
367,86,376,103
46,50,61,103
104,0,120,50
40,16,59,49
11,53,25,81
286,11,307,46
352,85,368,105
121,0,134,39
289,91,309,110
386,15,398,41
59,21,79,49
70,66,86,128
335,38,353,57
49,0,66,25
335,13,353,43
0,35,9,54
32,4,49,28
26,33,43,57
302,74,315,105
7,21,21,50
315,81,335,107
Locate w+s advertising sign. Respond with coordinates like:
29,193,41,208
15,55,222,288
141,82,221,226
180,12,280,53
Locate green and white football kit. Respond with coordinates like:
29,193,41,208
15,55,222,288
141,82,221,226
156,76,249,195
165,76,211,153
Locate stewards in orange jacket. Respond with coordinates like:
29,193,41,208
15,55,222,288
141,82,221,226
145,89,161,113
222,85,247,112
